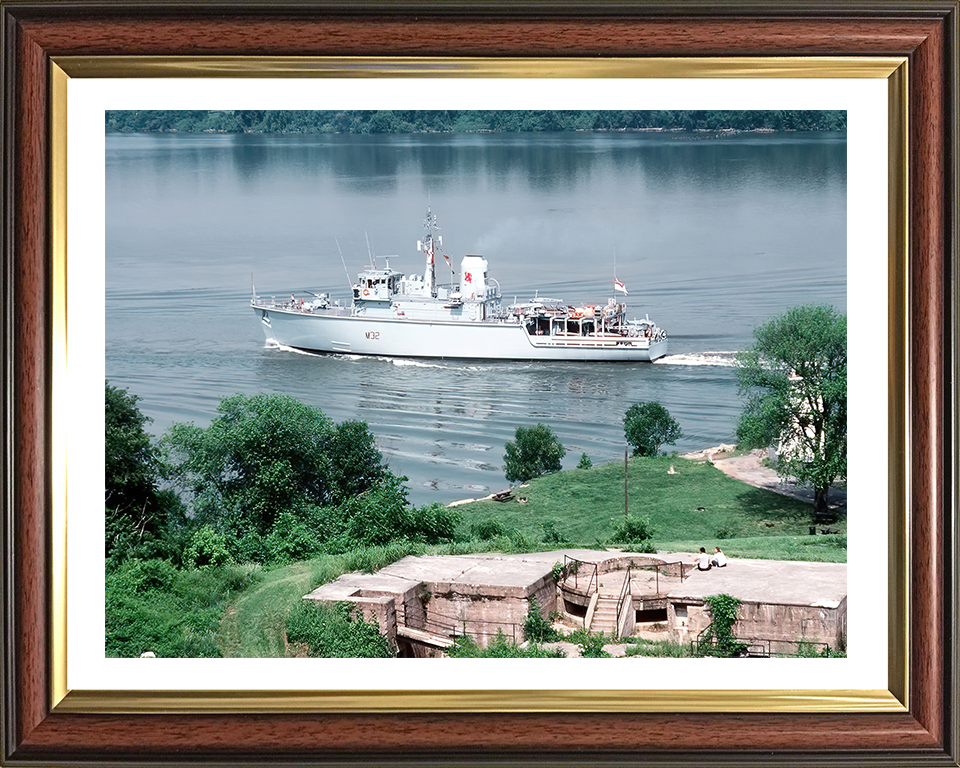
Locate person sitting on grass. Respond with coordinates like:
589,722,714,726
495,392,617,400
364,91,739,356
697,547,711,571
711,547,727,568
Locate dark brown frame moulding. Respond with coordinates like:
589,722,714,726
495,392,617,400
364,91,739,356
1,1,957,766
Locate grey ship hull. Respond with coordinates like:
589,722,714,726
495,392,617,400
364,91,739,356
255,305,668,362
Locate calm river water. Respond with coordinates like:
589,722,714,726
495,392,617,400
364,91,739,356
106,129,846,505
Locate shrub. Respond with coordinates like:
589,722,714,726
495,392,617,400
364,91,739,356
611,515,656,549
523,597,558,644
184,526,233,569
264,512,323,565
540,520,566,545
577,453,593,470
576,631,611,658
503,423,566,483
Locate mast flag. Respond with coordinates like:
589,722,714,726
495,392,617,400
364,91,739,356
614,278,628,295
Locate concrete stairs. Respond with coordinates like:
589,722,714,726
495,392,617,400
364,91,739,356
588,594,622,637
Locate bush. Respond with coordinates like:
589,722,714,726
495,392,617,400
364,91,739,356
623,401,682,457
611,515,656,549
540,520,566,545
264,512,323,565
699,594,746,657
523,597,558,644
184,526,233,569
576,631,611,658
286,601,393,658
577,453,593,470
503,423,566,483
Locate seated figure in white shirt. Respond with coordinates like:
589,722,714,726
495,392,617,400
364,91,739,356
711,547,727,568
697,547,711,570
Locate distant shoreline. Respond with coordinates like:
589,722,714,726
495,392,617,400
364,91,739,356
105,109,848,136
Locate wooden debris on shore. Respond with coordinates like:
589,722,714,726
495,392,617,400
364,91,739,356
492,490,515,503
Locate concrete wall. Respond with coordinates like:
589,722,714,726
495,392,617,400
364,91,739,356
668,598,848,654
422,574,557,648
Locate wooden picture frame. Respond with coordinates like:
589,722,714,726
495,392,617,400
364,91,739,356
2,2,957,765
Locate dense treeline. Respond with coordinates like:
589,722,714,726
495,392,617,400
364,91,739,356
105,109,846,135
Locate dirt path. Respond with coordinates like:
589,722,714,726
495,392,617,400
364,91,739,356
682,447,847,513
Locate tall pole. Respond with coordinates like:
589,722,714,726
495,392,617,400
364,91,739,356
624,446,629,521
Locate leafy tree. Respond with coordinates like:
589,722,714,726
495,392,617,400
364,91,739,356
623,401,683,457
503,423,566,483
163,393,385,541
577,452,593,470
735,305,846,520
105,382,178,562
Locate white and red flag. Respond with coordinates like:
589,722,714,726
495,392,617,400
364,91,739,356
614,278,628,295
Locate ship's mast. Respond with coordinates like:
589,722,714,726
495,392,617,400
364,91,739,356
418,207,440,298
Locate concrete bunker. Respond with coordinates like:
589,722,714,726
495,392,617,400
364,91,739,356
303,550,846,657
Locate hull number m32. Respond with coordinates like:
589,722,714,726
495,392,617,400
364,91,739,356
365,331,380,340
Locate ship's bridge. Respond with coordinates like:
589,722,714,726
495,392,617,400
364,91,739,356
354,266,402,302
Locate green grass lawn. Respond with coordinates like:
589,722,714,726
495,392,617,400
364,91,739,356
454,455,842,551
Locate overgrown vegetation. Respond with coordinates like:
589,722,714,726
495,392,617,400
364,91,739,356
699,594,746,658
105,110,848,135
448,633,566,658
523,597,559,644
106,559,261,657
285,601,394,658
105,385,463,657
105,383,184,566
611,515,656,552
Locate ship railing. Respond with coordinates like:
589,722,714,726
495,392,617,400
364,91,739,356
252,296,352,316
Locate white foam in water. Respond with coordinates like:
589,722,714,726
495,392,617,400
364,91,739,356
654,352,738,367
387,358,448,369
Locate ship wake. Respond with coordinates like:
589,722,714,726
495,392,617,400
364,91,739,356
654,352,737,367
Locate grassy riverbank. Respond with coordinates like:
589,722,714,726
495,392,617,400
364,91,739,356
454,455,844,555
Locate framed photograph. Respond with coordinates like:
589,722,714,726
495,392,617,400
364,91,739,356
2,2,957,766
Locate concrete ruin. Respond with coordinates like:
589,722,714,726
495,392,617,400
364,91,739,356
666,558,848,655
303,549,847,657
